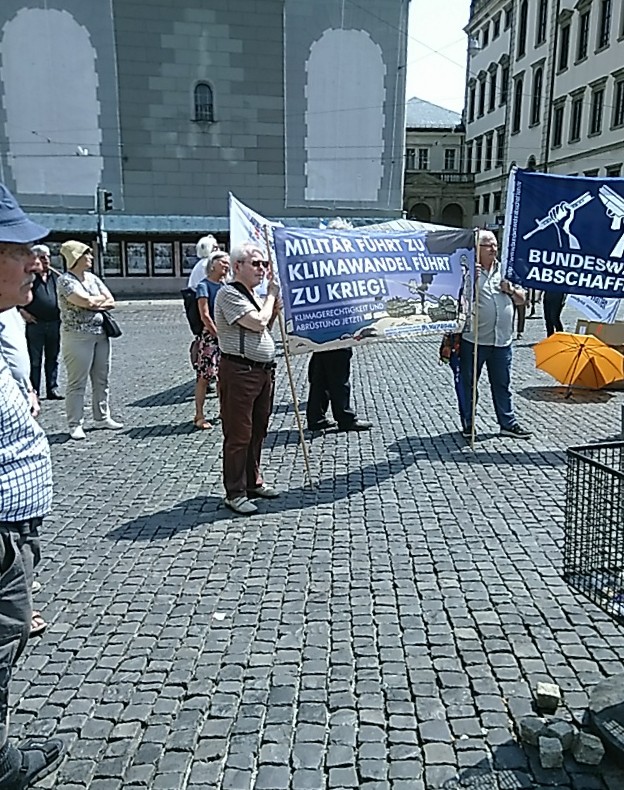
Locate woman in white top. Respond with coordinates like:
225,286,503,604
57,241,123,440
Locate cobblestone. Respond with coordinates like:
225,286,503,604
10,301,624,788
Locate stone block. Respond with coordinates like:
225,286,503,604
535,682,561,714
538,736,564,769
572,731,605,765
518,715,546,746
544,718,577,751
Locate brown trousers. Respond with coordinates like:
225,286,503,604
218,357,274,498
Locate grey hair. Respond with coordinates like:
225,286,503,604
32,244,50,255
206,249,229,273
229,242,262,265
327,218,354,230
196,234,218,259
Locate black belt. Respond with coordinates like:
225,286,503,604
221,353,276,370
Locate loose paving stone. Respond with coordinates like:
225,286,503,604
9,302,624,788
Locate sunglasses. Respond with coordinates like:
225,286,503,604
249,259,270,269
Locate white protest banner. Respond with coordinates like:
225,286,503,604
567,294,620,324
229,193,283,294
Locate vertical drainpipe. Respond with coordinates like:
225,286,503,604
542,0,562,173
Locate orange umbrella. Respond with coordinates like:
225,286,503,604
533,331,624,390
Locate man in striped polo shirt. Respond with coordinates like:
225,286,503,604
215,243,281,515
0,183,66,787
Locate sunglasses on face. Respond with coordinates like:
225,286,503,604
249,259,269,269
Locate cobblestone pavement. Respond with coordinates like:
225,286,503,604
13,300,624,790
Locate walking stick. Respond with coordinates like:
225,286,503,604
469,229,480,450
263,226,315,487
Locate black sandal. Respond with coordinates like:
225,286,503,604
7,738,66,789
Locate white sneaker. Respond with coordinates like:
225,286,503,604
69,425,86,440
247,484,280,499
93,417,124,430
224,496,258,515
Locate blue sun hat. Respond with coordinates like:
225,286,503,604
0,183,49,244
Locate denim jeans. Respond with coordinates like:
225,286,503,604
0,521,38,749
459,339,516,431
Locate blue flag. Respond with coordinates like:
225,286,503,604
503,168,624,298
273,226,475,353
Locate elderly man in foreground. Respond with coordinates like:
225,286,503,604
0,183,66,787
459,230,531,440
215,244,281,515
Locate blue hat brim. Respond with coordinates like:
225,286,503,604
0,217,49,245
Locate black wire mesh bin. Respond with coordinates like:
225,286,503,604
564,442,624,623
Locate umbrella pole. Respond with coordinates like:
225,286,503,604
469,229,480,450
565,346,585,398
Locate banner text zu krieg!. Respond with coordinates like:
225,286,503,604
273,227,475,353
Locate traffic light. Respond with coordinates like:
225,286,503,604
98,189,114,212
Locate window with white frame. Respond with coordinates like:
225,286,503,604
577,10,590,60
597,0,612,49
589,86,605,134
444,148,457,171
613,78,624,127
512,76,524,133
558,23,571,70
536,0,548,44
418,148,429,170
517,0,528,57
530,67,543,125
569,93,584,141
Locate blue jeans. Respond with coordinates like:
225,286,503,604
459,340,516,431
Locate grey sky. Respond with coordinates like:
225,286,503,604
406,0,471,113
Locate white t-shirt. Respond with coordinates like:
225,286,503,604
0,307,30,400
187,259,209,291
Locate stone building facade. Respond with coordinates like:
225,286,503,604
465,0,624,230
0,0,409,293
403,97,474,229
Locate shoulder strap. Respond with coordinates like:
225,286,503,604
229,282,262,358
230,281,262,311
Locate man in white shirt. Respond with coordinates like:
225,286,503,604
459,230,531,440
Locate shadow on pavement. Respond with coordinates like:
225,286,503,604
519,385,614,404
128,381,194,407
124,422,220,438
108,495,231,540
109,432,565,539
389,434,566,468
441,738,623,790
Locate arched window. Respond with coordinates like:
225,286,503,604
531,67,543,125
194,82,214,122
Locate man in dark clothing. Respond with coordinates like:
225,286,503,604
19,244,63,399
306,348,372,432
543,290,566,336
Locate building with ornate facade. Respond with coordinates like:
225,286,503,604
0,0,409,293
403,97,474,228
464,0,624,229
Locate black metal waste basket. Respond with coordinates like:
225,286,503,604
564,441,624,624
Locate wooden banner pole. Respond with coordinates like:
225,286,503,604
469,228,481,450
263,226,315,487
